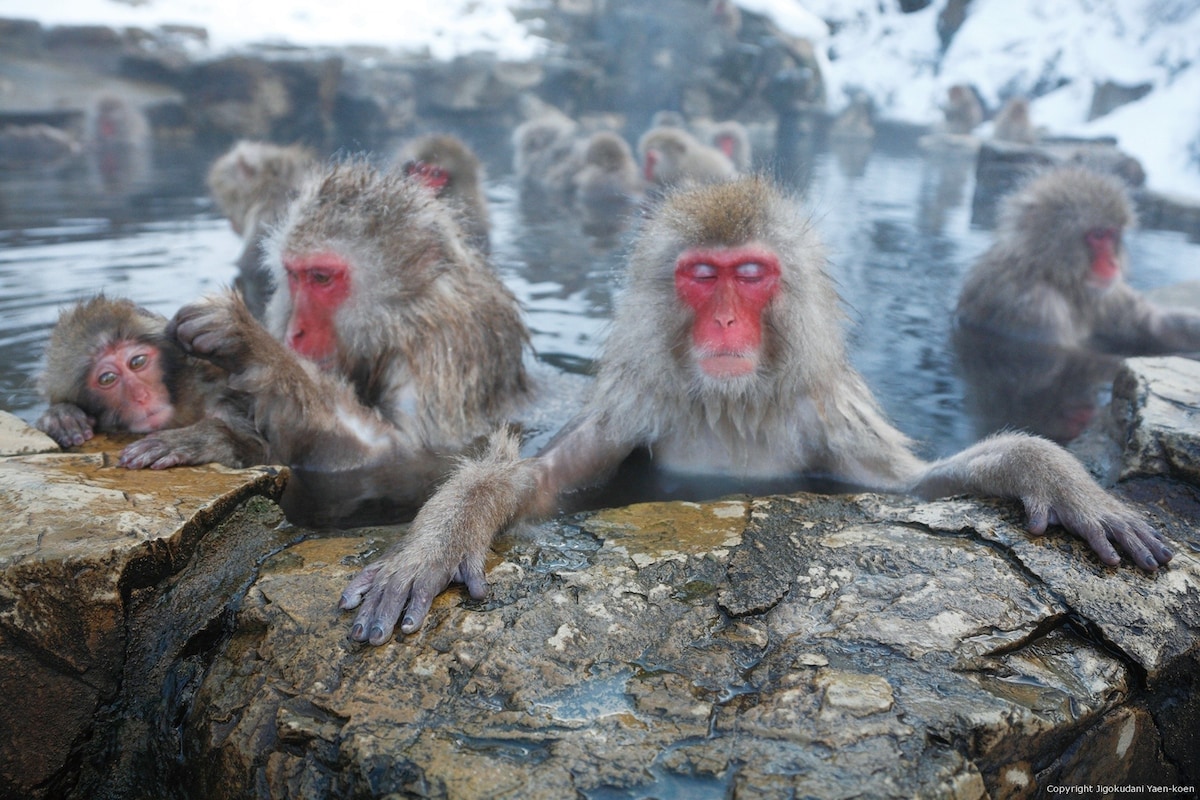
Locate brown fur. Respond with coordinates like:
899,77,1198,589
956,165,1200,353
943,84,983,135
992,96,1037,144
207,140,320,318
174,158,531,524
340,175,1171,646
37,295,264,468
638,127,738,189
395,133,491,252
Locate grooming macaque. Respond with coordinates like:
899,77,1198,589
571,131,644,235
207,140,320,318
171,160,531,526
396,133,491,253
992,96,1037,144
37,295,264,469
942,84,983,135
638,126,738,190
342,177,1170,645
956,166,1200,353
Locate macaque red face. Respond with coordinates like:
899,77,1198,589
1084,227,1121,288
642,150,658,182
674,246,781,379
715,134,737,159
283,253,352,366
89,340,174,432
404,160,450,194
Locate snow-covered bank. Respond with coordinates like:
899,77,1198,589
11,0,1200,196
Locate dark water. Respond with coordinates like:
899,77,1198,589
2,136,1198,460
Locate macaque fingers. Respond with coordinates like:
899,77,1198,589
38,404,95,447
339,562,383,610
1024,493,1171,571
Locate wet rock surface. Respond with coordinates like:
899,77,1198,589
1,355,1198,799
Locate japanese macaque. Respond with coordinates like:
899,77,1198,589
571,131,644,235
395,133,491,253
956,166,1200,354
829,90,875,142
341,176,1170,645
695,119,753,172
638,126,738,190
512,112,584,200
171,160,531,527
992,96,1037,144
86,95,151,193
206,140,320,319
942,84,983,135
36,295,264,469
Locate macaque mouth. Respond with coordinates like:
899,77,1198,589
127,404,175,433
697,350,758,378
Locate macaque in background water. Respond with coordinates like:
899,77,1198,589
37,295,265,469
396,133,491,253
171,160,531,527
512,111,584,202
342,176,1171,646
86,94,151,193
571,131,644,236
956,165,1200,354
694,119,752,172
638,126,738,191
207,140,320,319
942,84,983,135
992,96,1037,144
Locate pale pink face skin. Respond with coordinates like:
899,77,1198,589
90,340,175,432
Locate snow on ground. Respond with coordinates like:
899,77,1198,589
8,0,1200,196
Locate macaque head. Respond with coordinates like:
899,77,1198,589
640,129,687,183
40,296,179,433
404,160,451,194
265,160,459,368
1002,166,1134,292
86,338,174,432
618,177,844,394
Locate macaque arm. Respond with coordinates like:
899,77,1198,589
171,291,420,467
117,417,267,470
340,414,636,644
910,432,1172,571
1095,284,1200,354
36,402,95,447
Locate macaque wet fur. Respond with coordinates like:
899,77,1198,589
342,176,1172,646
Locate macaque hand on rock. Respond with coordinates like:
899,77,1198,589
38,403,95,447
340,532,489,644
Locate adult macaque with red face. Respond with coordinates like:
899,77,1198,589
341,177,1171,645
956,166,1200,354
396,133,491,253
37,295,265,469
170,160,531,526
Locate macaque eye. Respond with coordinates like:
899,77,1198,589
310,271,332,286
688,263,718,281
128,353,149,370
1085,228,1118,246
736,262,767,281
97,371,118,387
431,167,449,181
